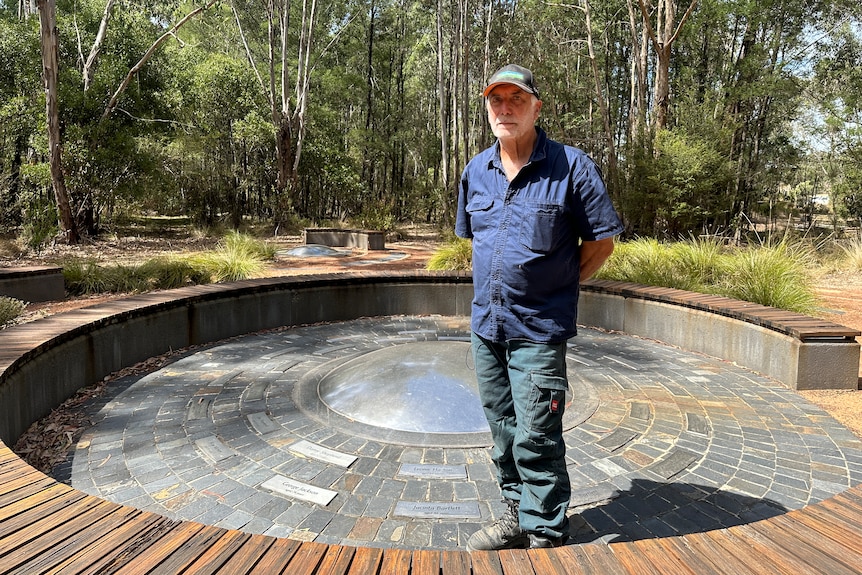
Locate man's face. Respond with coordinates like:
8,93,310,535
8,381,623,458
486,84,542,142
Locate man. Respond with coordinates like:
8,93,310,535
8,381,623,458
455,64,623,550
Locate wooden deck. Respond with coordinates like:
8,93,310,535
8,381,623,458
3,442,862,574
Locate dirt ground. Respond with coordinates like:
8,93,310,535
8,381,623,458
6,229,862,441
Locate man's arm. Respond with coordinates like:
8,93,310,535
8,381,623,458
579,237,615,281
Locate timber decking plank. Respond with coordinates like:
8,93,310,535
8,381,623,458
0,492,103,546
0,474,57,500
733,521,858,575
497,548,536,575
145,525,233,574
412,549,441,575
245,536,301,575
724,523,826,574
45,514,176,575
315,544,356,575
0,500,120,572
378,547,412,575
278,541,329,575
656,534,748,575
347,545,382,575
163,529,250,575
607,542,666,575
468,550,504,575
786,506,862,553
760,513,862,574
581,544,628,575
441,550,471,575
201,532,274,574
623,539,697,575
539,545,598,575
700,529,791,574
525,547,586,575
97,520,208,575
0,482,78,522
6,505,143,575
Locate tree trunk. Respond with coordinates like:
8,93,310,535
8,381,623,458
637,0,699,130
435,0,451,224
82,0,116,91
583,0,620,201
37,0,79,244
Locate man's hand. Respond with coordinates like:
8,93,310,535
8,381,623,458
579,237,615,281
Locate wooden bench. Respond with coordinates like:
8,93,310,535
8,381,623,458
2,272,861,573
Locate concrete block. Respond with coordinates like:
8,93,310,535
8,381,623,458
0,267,65,303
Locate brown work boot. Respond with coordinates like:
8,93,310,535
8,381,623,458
466,499,529,551
528,533,569,548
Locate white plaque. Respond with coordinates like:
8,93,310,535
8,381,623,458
261,475,338,506
394,501,480,518
397,464,467,479
289,440,357,468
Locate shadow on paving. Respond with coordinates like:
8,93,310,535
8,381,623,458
568,478,788,544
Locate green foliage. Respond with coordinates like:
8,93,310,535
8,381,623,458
718,243,818,314
625,129,734,237
596,238,819,313
426,237,472,271
186,231,275,282
0,296,26,328
21,193,60,250
837,236,862,271
62,233,273,294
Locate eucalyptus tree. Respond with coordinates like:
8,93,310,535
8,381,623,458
0,12,42,231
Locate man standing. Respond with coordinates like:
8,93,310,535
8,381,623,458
456,64,623,550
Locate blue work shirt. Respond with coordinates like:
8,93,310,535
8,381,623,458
455,127,623,344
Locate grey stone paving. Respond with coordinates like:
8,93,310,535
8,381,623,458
54,316,862,550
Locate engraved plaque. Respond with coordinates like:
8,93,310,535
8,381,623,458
195,436,235,462
397,463,467,480
261,475,338,506
394,501,481,518
289,440,357,468
247,412,280,435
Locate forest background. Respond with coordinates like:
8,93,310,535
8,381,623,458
1,0,862,245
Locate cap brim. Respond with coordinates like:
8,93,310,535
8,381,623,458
483,81,536,97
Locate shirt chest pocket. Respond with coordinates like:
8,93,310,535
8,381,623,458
520,203,563,253
466,195,495,234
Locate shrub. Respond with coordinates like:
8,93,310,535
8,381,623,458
0,296,26,327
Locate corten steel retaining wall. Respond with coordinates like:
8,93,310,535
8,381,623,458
1,271,859,446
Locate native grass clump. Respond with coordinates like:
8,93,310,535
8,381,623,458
0,296,26,327
426,237,472,271
63,232,275,295
429,236,821,313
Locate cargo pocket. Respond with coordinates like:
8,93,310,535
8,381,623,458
524,372,568,435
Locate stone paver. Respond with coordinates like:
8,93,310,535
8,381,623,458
54,316,862,550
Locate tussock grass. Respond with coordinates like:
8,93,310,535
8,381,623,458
429,235,820,313
426,237,472,271
838,236,862,271
186,231,275,282
0,296,26,327
63,232,274,295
